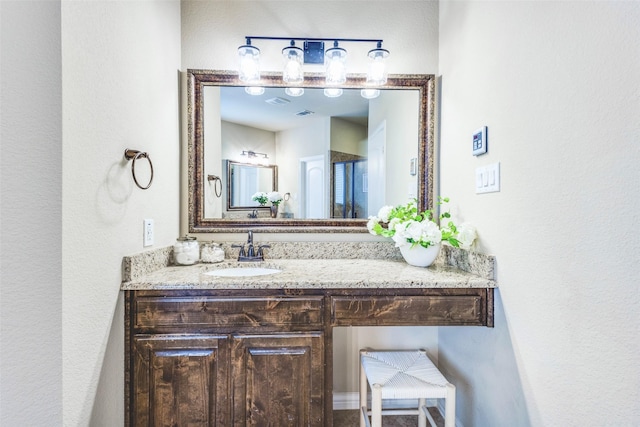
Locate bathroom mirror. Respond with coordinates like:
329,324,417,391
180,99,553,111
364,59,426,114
187,69,435,233
227,160,278,210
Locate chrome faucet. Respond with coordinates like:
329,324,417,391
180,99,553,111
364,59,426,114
232,230,270,262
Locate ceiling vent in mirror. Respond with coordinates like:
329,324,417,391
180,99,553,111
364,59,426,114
265,97,290,105
295,110,315,117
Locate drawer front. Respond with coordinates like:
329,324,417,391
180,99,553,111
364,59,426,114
331,295,485,326
135,296,323,328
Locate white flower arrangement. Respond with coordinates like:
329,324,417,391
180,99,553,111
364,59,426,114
367,197,477,250
267,191,283,206
251,192,268,205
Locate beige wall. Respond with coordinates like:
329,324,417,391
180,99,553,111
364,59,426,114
369,89,420,207
438,1,640,425
330,117,368,156
276,117,330,218
1,1,62,424
60,1,181,425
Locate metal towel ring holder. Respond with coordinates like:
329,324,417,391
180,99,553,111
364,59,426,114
124,149,154,190
207,174,222,197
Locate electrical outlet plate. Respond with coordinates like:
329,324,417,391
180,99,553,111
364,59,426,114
143,219,154,247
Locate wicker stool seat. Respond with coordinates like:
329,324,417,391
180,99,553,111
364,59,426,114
359,349,455,427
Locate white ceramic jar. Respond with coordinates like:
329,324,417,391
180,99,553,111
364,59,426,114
174,235,199,265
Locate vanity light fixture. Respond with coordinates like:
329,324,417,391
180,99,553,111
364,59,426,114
241,150,269,160
237,36,390,99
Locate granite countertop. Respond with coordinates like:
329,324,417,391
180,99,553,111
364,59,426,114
121,251,497,291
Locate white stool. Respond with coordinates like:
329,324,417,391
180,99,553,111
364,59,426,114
359,349,456,427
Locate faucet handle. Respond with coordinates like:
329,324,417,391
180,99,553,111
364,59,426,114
231,244,245,257
257,244,271,257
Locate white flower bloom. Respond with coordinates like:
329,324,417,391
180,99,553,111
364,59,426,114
392,229,409,247
267,191,283,204
457,222,477,249
377,205,394,223
423,221,442,245
251,192,268,204
366,216,379,234
405,220,424,242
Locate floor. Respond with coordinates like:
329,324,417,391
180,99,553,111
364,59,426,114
333,408,445,427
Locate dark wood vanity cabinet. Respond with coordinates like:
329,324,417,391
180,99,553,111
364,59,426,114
231,332,324,426
125,287,493,426
132,333,231,425
125,291,325,427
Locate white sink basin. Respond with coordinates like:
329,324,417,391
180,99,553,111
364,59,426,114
204,267,282,278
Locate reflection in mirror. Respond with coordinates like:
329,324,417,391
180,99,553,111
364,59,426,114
188,70,435,232
227,161,277,210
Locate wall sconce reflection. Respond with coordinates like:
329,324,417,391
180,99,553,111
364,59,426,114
241,150,269,164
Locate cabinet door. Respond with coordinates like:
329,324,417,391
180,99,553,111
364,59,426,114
132,334,230,426
232,332,324,427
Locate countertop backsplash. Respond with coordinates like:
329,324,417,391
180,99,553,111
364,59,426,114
122,241,495,283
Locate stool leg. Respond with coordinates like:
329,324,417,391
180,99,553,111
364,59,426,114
371,383,383,427
418,397,427,427
444,383,456,427
359,353,368,427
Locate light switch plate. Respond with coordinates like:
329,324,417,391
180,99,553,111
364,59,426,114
473,126,488,156
475,162,500,194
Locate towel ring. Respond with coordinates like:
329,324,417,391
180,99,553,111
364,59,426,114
207,174,222,197
124,149,154,190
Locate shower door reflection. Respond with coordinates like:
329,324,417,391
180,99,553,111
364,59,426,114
332,159,368,219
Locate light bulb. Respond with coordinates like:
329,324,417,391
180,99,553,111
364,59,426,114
282,45,304,85
361,89,380,99
245,86,265,96
238,44,261,83
285,87,304,97
366,47,389,86
325,45,347,85
324,88,343,98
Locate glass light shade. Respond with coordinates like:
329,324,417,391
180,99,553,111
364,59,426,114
325,46,347,85
244,86,265,96
285,87,304,97
238,45,261,83
324,88,343,98
366,48,389,85
360,89,380,99
282,46,304,84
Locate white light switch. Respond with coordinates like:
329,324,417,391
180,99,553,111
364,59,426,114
475,162,500,194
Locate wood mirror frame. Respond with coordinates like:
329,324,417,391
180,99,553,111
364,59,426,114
226,160,278,211
186,69,436,233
